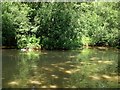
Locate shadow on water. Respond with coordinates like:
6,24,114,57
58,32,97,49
2,48,119,88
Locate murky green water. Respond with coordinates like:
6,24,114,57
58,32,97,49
2,47,119,88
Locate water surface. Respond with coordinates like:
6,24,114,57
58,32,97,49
2,47,119,88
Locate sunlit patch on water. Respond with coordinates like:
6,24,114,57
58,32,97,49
97,47,108,50
49,85,57,88
97,60,113,64
64,69,80,74
65,70,72,74
31,65,37,68
59,67,65,70
42,52,47,55
51,75,59,79
51,64,56,66
69,65,75,67
73,69,80,73
80,62,85,64
89,74,119,82
102,75,111,79
8,81,19,86
41,85,47,88
63,77,69,80
89,76,101,80
27,80,41,85
65,61,72,64
54,65,59,68
69,55,76,58
42,67,53,72
79,62,92,65
90,57,100,61
101,75,118,81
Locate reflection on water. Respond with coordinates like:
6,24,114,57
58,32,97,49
2,48,119,88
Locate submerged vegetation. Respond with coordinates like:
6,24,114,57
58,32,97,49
2,2,120,50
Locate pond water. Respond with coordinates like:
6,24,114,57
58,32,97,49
2,47,119,88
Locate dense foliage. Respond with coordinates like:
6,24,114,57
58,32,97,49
2,2,120,49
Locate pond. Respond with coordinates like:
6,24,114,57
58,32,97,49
2,47,119,88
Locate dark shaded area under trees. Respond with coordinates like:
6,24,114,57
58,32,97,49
2,2,120,50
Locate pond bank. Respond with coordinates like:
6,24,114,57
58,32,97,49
1,45,119,50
